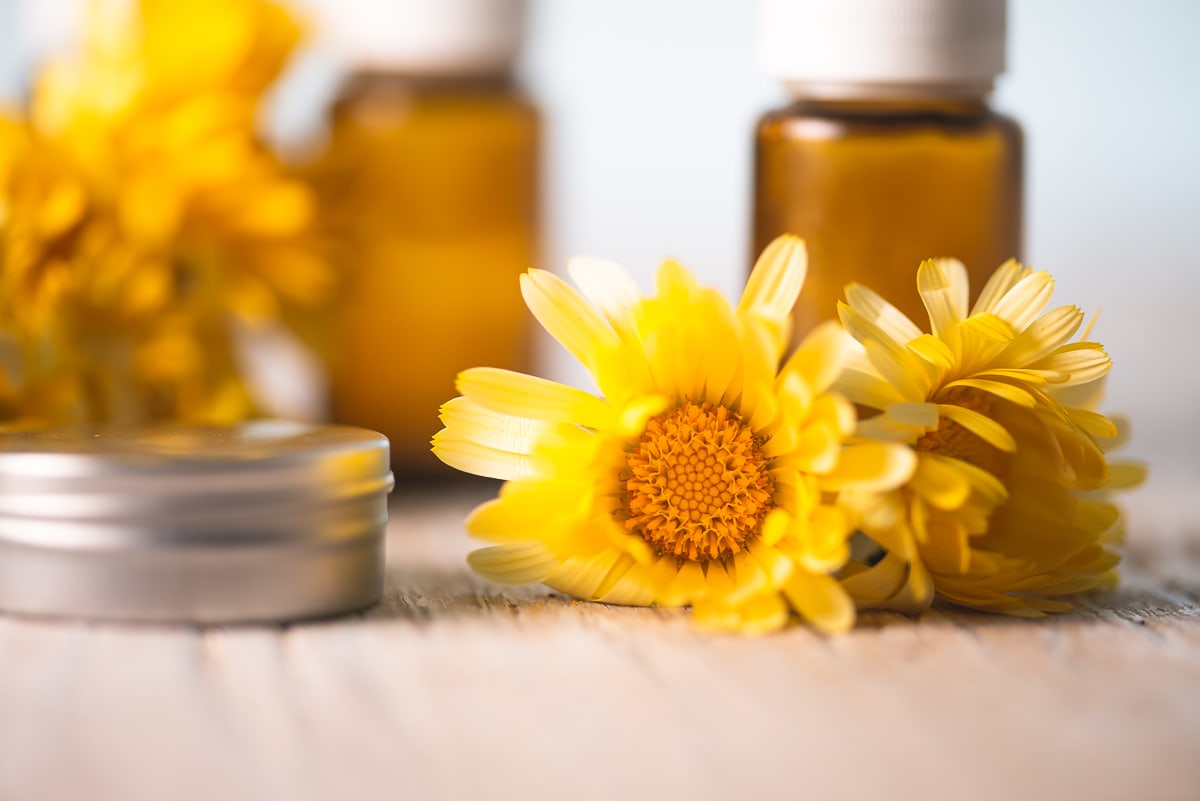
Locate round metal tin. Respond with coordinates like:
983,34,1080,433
0,421,394,623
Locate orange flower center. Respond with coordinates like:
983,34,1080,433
621,401,774,563
916,388,1010,479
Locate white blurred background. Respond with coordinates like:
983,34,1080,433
2,0,1197,500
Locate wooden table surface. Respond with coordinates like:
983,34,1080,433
1,479,1197,801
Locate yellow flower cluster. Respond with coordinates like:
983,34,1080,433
434,237,1142,634
0,0,329,428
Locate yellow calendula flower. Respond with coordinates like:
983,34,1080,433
834,258,1141,616
0,0,329,428
434,237,915,634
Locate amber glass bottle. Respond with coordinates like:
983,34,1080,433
754,0,1022,337
313,0,537,475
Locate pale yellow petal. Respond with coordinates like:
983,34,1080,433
862,337,935,403
457,367,613,429
566,256,642,338
960,312,1016,343
1028,343,1111,386
520,269,621,375
990,270,1055,331
439,397,560,455
467,543,559,585
835,366,907,411
431,430,538,480
917,258,969,343
971,258,1029,315
842,282,924,345
999,305,1084,365
738,234,806,330
545,549,628,600
595,564,657,606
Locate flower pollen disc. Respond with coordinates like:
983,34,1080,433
622,401,774,563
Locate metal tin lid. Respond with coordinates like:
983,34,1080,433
0,421,394,623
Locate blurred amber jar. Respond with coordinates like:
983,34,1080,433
754,0,1022,337
754,96,1022,333
312,0,537,475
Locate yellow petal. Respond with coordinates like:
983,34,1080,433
908,453,972,509
1000,305,1084,365
971,258,1029,315
1105,461,1147,489
907,333,956,369
842,282,924,345
457,367,613,429
545,549,629,600
941,378,1036,408
566,256,642,339
738,234,806,330
466,480,589,542
818,442,916,492
520,269,621,376
960,312,1016,343
936,403,1017,452
783,571,856,634
1029,343,1111,386
990,270,1055,331
916,258,968,343
467,543,559,585
439,397,560,454
431,430,538,480
862,337,935,403
1069,408,1118,439
781,320,854,395
760,508,791,547
835,366,907,411
595,564,657,606
841,550,909,606
693,592,789,635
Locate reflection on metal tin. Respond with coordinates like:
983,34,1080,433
0,421,394,623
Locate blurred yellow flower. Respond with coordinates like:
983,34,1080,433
834,258,1141,616
0,0,330,428
434,237,914,634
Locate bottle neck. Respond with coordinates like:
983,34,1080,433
342,69,517,96
784,80,993,105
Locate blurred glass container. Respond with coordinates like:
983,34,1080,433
0,421,393,623
311,0,539,476
753,0,1023,337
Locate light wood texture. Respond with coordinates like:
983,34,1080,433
1,481,1197,801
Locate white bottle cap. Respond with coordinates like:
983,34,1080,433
312,0,527,75
760,0,1007,98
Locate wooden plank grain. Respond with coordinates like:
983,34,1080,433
0,481,1196,801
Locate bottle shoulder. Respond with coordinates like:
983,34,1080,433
756,98,1022,142
332,72,539,120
